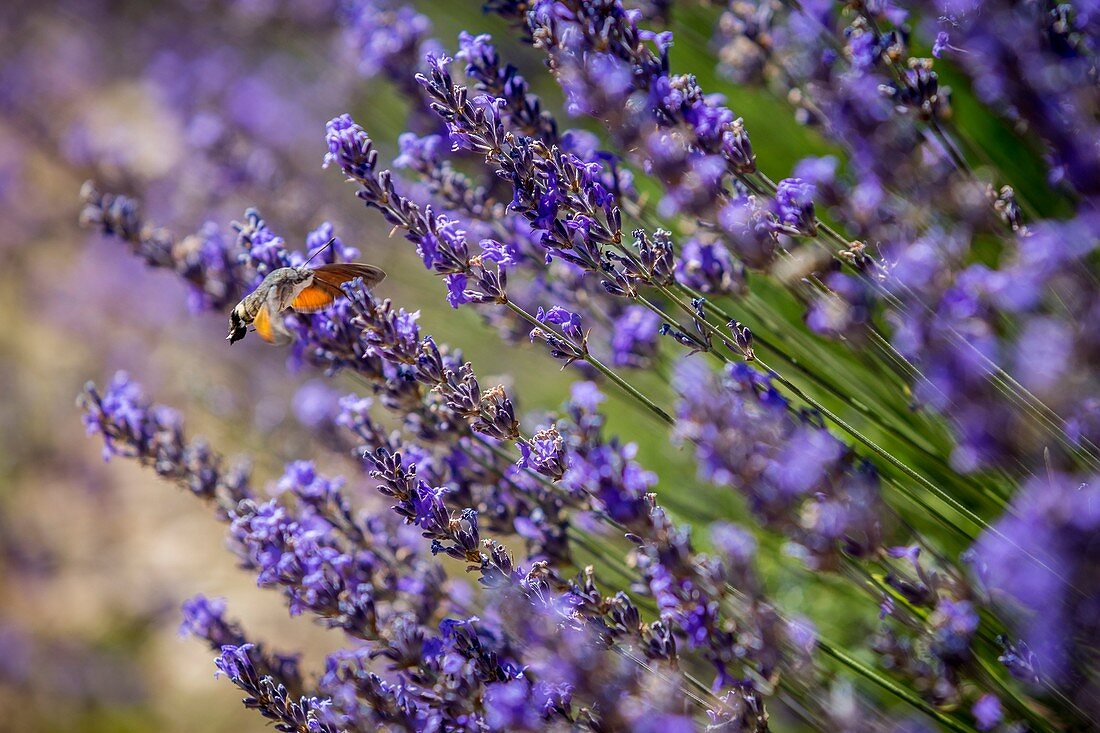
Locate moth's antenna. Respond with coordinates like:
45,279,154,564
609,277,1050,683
302,237,337,267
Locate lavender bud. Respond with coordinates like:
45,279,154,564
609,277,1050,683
773,178,818,237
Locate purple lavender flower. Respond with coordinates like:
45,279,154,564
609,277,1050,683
535,305,583,342
80,182,246,309
996,637,1042,685
972,693,1002,731
529,306,588,366
340,0,439,104
323,113,536,315
181,596,304,697
932,31,951,58
675,360,884,566
675,238,745,295
233,208,294,278
455,30,559,144
215,643,338,733
79,372,252,505
444,272,469,308
610,306,660,368
292,380,341,429
490,0,757,225
304,221,358,264
930,598,979,663
518,427,568,481
322,113,374,179
718,194,778,269
394,132,444,170
972,470,1100,699
772,177,818,236
921,0,1100,196
180,595,231,640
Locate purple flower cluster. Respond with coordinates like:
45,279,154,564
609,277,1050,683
79,182,840,715
487,0,779,282
81,367,787,729
886,213,1100,473
68,0,1100,729
920,0,1100,197
334,283,810,702
772,178,817,237
610,306,661,368
79,371,251,506
497,0,756,217
180,595,313,715
972,471,1100,702
324,106,671,384
79,183,360,315
871,544,988,709
82,177,800,719
341,1,436,85
708,0,1100,478
675,360,884,568
414,48,769,381
79,185,588,567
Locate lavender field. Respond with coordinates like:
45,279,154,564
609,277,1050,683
1,0,1098,731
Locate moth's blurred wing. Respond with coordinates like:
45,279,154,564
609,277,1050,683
311,263,386,291
253,304,276,343
291,283,342,313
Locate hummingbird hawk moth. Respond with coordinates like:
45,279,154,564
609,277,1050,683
227,239,385,344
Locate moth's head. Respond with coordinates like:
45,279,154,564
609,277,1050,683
227,306,247,344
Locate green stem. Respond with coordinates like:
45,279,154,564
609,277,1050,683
816,640,976,733
652,281,992,542
754,168,1100,473
689,281,1018,509
503,299,675,425
848,559,1057,733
